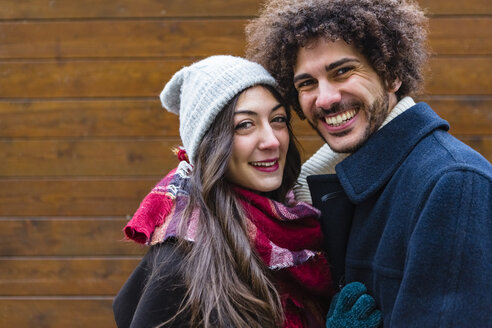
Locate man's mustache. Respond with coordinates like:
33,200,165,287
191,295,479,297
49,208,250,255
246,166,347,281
317,99,363,116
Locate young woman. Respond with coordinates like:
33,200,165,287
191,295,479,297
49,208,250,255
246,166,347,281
113,56,381,328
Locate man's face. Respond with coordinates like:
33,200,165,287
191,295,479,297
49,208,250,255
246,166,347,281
293,39,399,153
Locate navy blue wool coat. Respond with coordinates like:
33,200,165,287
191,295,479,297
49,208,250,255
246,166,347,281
308,103,492,327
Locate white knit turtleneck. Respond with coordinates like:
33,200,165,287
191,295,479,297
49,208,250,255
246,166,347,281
293,96,416,203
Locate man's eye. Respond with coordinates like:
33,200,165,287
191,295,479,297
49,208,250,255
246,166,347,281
297,79,315,89
336,66,353,75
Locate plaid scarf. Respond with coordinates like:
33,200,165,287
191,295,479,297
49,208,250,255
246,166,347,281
123,153,333,327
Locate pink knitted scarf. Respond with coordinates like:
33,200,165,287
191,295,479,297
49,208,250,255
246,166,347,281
123,153,333,327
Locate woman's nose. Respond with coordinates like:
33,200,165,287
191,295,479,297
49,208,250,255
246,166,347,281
258,126,281,149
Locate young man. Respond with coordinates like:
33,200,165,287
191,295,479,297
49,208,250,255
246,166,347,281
246,0,492,326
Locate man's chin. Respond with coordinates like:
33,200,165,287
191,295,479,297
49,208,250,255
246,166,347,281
326,143,361,154
309,120,370,153
324,132,371,154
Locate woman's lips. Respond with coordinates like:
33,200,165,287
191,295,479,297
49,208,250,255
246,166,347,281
249,159,280,172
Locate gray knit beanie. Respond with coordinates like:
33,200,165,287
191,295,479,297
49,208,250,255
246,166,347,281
160,55,277,164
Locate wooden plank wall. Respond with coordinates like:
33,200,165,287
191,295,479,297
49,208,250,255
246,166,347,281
0,0,490,326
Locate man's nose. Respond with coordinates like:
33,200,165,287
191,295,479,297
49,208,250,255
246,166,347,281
315,81,341,110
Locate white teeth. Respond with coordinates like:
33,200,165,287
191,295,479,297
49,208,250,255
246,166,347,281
324,109,357,127
250,161,276,167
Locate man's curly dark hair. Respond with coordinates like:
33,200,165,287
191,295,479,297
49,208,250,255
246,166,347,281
245,0,430,118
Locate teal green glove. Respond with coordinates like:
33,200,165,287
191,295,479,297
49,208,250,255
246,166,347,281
326,282,382,328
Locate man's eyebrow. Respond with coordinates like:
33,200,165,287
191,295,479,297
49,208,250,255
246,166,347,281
293,73,312,84
326,58,360,71
293,58,360,84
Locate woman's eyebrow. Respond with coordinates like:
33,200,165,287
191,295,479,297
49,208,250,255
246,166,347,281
234,110,257,116
234,103,283,115
271,104,284,112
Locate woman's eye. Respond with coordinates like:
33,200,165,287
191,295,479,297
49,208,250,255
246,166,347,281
272,116,287,124
235,121,253,130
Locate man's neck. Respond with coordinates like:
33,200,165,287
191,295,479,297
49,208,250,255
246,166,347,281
380,96,416,130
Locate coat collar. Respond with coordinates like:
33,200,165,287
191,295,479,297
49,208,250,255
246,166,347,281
335,102,449,203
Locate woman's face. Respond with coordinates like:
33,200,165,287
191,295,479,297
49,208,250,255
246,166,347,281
226,86,289,193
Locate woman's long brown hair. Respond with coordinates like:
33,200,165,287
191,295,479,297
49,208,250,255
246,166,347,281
154,85,301,328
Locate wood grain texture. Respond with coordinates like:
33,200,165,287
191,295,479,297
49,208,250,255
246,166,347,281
0,100,173,138
0,60,188,98
0,218,146,256
425,57,492,95
0,20,246,59
0,299,116,328
0,257,141,296
0,0,261,19
0,139,181,177
0,0,490,19
429,17,492,55
0,179,157,216
418,0,491,15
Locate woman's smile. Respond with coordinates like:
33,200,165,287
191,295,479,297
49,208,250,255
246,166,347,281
226,86,289,192
249,158,280,172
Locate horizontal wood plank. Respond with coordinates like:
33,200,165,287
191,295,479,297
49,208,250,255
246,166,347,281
425,57,492,95
0,258,140,296
0,299,116,328
0,218,145,256
418,0,491,15
0,59,188,98
429,17,492,55
0,97,490,138
0,0,489,19
0,139,181,177
0,20,246,59
0,0,261,19
0,100,179,138
0,58,490,98
0,179,158,216
0,17,489,59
